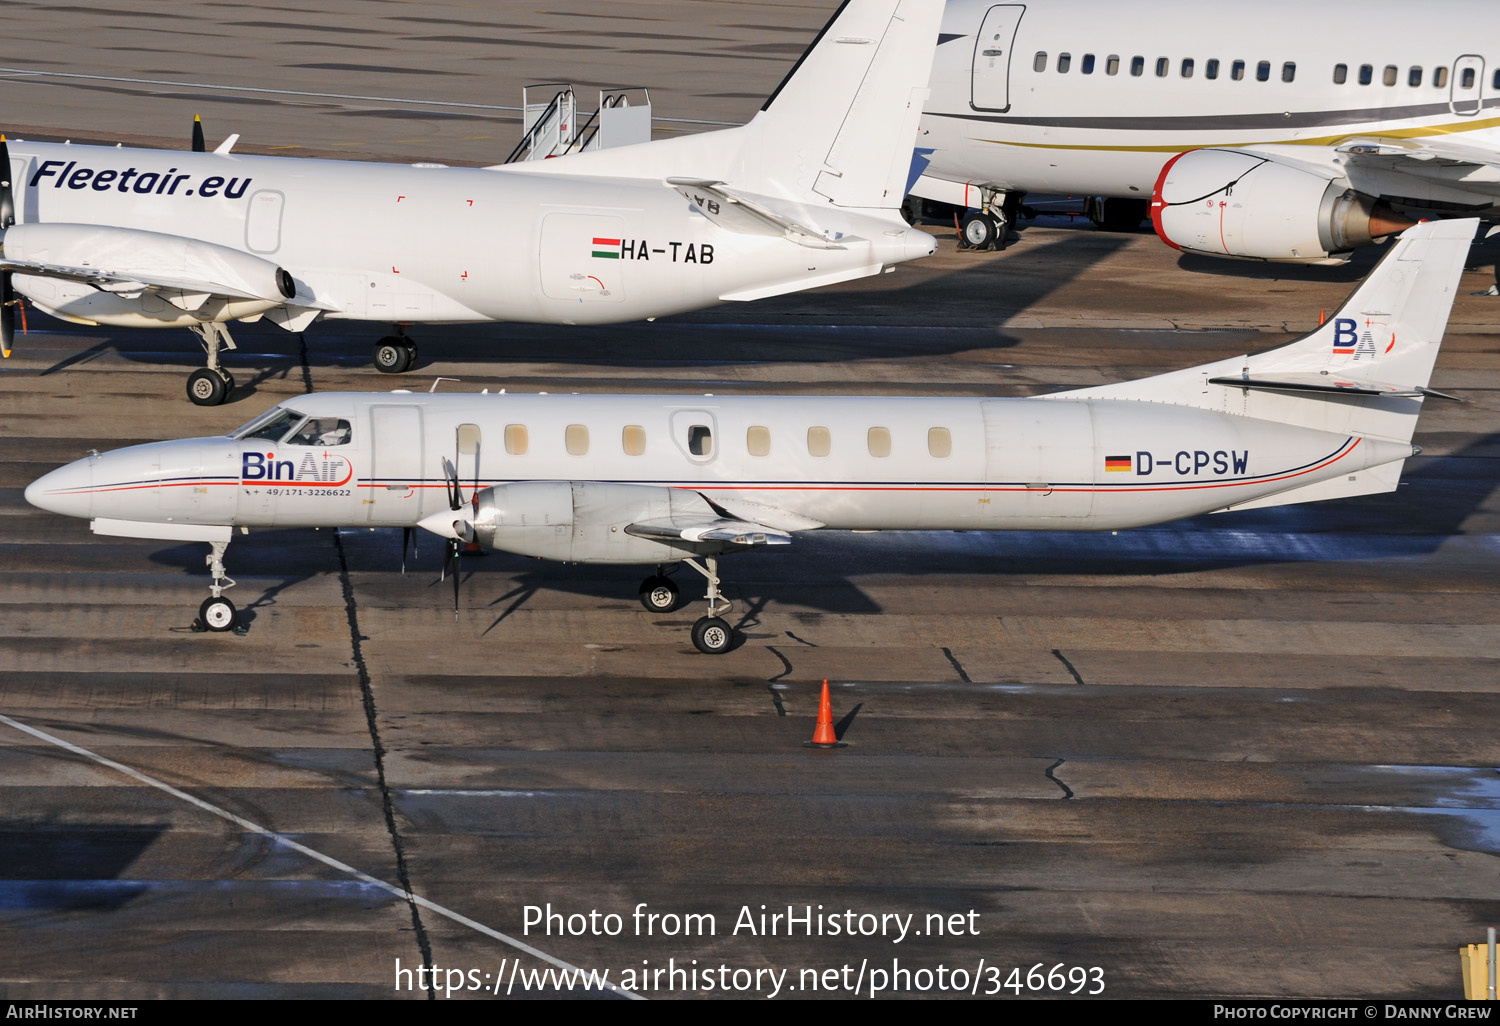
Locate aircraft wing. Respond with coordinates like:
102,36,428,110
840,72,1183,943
665,178,856,250
624,489,796,547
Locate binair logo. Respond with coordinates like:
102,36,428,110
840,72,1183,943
242,451,353,486
1332,317,1382,360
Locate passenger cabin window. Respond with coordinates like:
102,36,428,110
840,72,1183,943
505,424,528,456
807,426,831,458
622,425,646,456
565,424,588,456
1409,66,1423,87
1130,56,1144,77
687,424,713,457
1231,60,1246,81
1056,52,1071,73
1033,51,1047,72
1155,57,1169,77
1493,68,1500,90
287,418,351,446
1256,61,1271,82
1105,54,1119,75
1358,64,1373,85
1180,58,1194,78
1081,53,1095,74
1383,65,1397,86
1434,67,1449,88
746,426,771,458
1461,67,1476,89
927,428,952,459
1205,58,1220,80
867,427,891,458
1333,63,1347,84
1282,62,1296,82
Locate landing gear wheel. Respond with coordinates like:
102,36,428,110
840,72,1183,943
186,367,231,406
691,616,734,655
959,211,1000,251
373,337,412,374
638,575,680,612
199,595,237,632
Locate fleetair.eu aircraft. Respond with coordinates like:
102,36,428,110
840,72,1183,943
911,0,1499,262
0,0,940,405
25,219,1475,653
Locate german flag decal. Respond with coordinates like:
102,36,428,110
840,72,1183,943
1105,455,1132,472
592,237,622,258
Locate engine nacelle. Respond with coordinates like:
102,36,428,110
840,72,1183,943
2,222,295,326
1150,149,1413,264
471,481,713,565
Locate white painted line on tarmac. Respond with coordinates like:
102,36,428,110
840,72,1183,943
0,711,644,1000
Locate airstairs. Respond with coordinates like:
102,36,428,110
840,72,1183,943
505,84,652,162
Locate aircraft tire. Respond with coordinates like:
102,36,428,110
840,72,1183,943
403,341,419,369
373,337,412,373
960,211,999,251
639,575,679,612
199,596,237,632
691,616,734,655
186,368,229,406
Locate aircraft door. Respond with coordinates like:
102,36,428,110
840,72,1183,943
366,405,426,523
971,5,1026,112
982,400,1093,518
539,213,628,305
1450,55,1485,115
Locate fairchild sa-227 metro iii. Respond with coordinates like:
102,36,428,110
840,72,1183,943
25,220,1475,652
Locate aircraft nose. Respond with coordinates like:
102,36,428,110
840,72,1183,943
25,457,95,519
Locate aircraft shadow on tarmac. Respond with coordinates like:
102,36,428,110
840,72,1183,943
0,822,164,912
139,430,1497,626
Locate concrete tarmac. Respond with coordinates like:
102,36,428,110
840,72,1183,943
1,1,1498,1003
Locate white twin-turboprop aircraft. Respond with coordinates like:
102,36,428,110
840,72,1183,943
0,0,941,405
25,219,1475,653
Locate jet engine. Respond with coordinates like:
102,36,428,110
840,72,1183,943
1150,148,1414,264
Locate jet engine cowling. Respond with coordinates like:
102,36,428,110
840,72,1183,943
1150,148,1414,264
470,481,715,565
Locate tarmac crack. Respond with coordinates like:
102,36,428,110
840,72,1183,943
941,647,972,683
1052,649,1086,685
1045,758,1074,800
333,529,437,999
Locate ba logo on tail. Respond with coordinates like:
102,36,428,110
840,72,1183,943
1332,317,1382,360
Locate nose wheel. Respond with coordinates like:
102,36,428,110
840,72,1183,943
193,539,239,632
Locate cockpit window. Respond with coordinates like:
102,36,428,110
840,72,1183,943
232,408,304,442
287,418,352,447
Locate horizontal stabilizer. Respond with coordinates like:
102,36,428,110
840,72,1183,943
1208,373,1424,398
666,179,853,249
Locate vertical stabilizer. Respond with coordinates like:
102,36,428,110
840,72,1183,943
1060,219,1477,445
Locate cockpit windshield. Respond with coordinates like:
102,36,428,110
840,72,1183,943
232,408,305,443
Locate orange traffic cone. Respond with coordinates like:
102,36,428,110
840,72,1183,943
803,679,846,749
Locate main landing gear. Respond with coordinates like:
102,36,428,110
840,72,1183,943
637,557,735,653
373,331,419,374
194,539,239,632
186,322,237,406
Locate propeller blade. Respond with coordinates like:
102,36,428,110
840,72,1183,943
192,115,206,152
442,456,462,511
400,526,412,575
451,539,461,619
0,135,13,229
1,275,13,360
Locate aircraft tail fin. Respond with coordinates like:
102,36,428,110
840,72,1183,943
1060,218,1477,446
740,0,942,209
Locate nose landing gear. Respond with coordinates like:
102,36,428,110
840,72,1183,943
194,538,238,632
